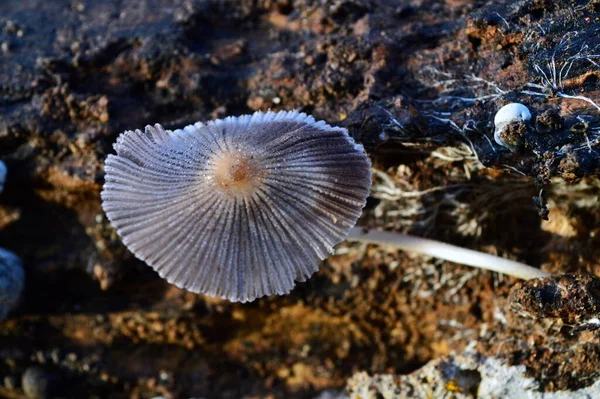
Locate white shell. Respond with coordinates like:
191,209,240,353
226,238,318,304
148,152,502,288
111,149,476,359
101,110,372,302
0,160,6,193
0,248,24,321
493,103,532,147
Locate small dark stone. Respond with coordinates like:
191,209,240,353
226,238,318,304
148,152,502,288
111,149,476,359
509,274,600,324
276,0,293,15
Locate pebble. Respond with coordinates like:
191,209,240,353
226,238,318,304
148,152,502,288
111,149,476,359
21,367,49,399
0,248,25,321
3,375,16,390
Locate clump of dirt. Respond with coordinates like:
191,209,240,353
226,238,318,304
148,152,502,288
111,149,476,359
496,120,528,150
510,273,600,325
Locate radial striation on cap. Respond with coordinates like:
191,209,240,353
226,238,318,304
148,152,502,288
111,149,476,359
101,110,372,302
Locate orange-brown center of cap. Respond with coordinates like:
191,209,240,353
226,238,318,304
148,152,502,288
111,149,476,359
211,150,265,197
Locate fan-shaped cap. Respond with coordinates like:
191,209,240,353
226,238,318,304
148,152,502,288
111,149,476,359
101,110,371,302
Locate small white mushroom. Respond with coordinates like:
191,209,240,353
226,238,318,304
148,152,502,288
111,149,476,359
493,103,532,149
0,248,25,321
0,160,6,193
101,110,372,302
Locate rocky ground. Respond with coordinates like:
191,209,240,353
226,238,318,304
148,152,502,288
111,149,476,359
1,0,600,398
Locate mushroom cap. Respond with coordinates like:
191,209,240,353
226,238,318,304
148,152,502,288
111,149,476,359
101,110,371,302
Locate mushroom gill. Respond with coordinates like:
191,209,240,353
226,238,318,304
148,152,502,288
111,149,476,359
101,110,372,302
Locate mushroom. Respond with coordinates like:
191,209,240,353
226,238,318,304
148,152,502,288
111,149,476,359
101,110,372,302
102,110,549,303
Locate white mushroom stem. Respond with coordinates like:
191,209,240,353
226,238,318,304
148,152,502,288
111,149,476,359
346,227,550,280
